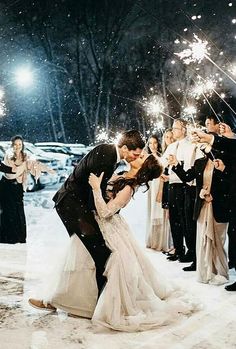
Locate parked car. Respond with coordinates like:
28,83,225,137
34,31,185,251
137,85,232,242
0,141,59,192
25,142,73,182
35,142,86,166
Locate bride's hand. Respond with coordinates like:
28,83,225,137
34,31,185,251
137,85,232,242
88,172,104,190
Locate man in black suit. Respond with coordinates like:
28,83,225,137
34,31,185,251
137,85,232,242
52,130,145,294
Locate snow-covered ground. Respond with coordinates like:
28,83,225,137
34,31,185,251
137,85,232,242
0,185,236,349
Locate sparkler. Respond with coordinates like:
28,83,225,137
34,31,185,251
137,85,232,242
175,34,236,86
95,128,123,145
144,95,164,116
95,127,109,143
143,94,175,133
191,73,236,118
175,34,209,65
191,77,216,99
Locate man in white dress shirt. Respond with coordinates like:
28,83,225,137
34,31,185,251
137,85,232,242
161,119,203,269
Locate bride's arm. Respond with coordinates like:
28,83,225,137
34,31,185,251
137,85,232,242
92,186,132,218
89,172,132,218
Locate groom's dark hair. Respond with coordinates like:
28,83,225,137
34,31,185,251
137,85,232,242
118,130,145,150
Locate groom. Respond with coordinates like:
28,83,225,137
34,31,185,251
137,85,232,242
53,130,145,293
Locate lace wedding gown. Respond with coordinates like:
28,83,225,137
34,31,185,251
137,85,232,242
47,184,198,332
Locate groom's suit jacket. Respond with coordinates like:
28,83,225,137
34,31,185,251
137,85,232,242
52,143,118,293
53,143,118,214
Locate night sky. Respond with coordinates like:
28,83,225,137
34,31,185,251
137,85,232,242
0,0,235,144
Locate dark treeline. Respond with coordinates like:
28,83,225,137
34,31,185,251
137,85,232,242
0,0,235,144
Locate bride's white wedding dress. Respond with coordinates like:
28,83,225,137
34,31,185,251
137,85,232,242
45,183,199,332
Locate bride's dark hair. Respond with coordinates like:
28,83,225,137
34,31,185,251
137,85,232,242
110,154,163,198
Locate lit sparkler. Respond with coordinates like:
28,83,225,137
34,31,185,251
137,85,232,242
175,34,209,64
176,34,236,86
95,127,109,143
191,77,216,99
145,95,164,116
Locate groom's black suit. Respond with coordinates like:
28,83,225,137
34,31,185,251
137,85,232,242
53,144,118,293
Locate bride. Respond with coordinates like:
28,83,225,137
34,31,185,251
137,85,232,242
29,152,198,332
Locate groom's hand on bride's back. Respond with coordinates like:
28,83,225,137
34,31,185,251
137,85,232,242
88,172,104,190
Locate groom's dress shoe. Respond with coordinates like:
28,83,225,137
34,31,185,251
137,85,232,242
183,262,196,271
167,254,181,261
28,298,56,311
225,281,236,291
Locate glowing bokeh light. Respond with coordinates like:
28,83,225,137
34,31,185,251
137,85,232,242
15,67,34,87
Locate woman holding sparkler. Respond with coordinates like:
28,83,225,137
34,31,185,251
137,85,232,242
168,151,230,285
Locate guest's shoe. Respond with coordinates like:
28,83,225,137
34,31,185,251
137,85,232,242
225,281,236,291
183,262,196,271
167,254,179,261
28,298,57,311
162,248,175,256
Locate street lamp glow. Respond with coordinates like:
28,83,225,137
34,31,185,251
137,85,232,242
15,67,34,87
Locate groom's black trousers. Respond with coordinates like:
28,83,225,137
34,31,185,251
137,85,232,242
55,193,111,295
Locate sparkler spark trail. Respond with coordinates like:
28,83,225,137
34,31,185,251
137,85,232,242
143,95,175,133
144,95,164,116
191,78,216,99
176,34,236,86
191,73,236,118
175,34,209,64
95,128,109,143
95,127,123,144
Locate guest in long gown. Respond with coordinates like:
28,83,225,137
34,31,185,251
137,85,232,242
168,153,230,285
145,132,174,252
145,134,164,250
29,153,199,332
191,127,236,290
0,135,55,244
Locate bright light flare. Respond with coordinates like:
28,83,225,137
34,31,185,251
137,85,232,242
145,95,164,116
15,67,34,87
